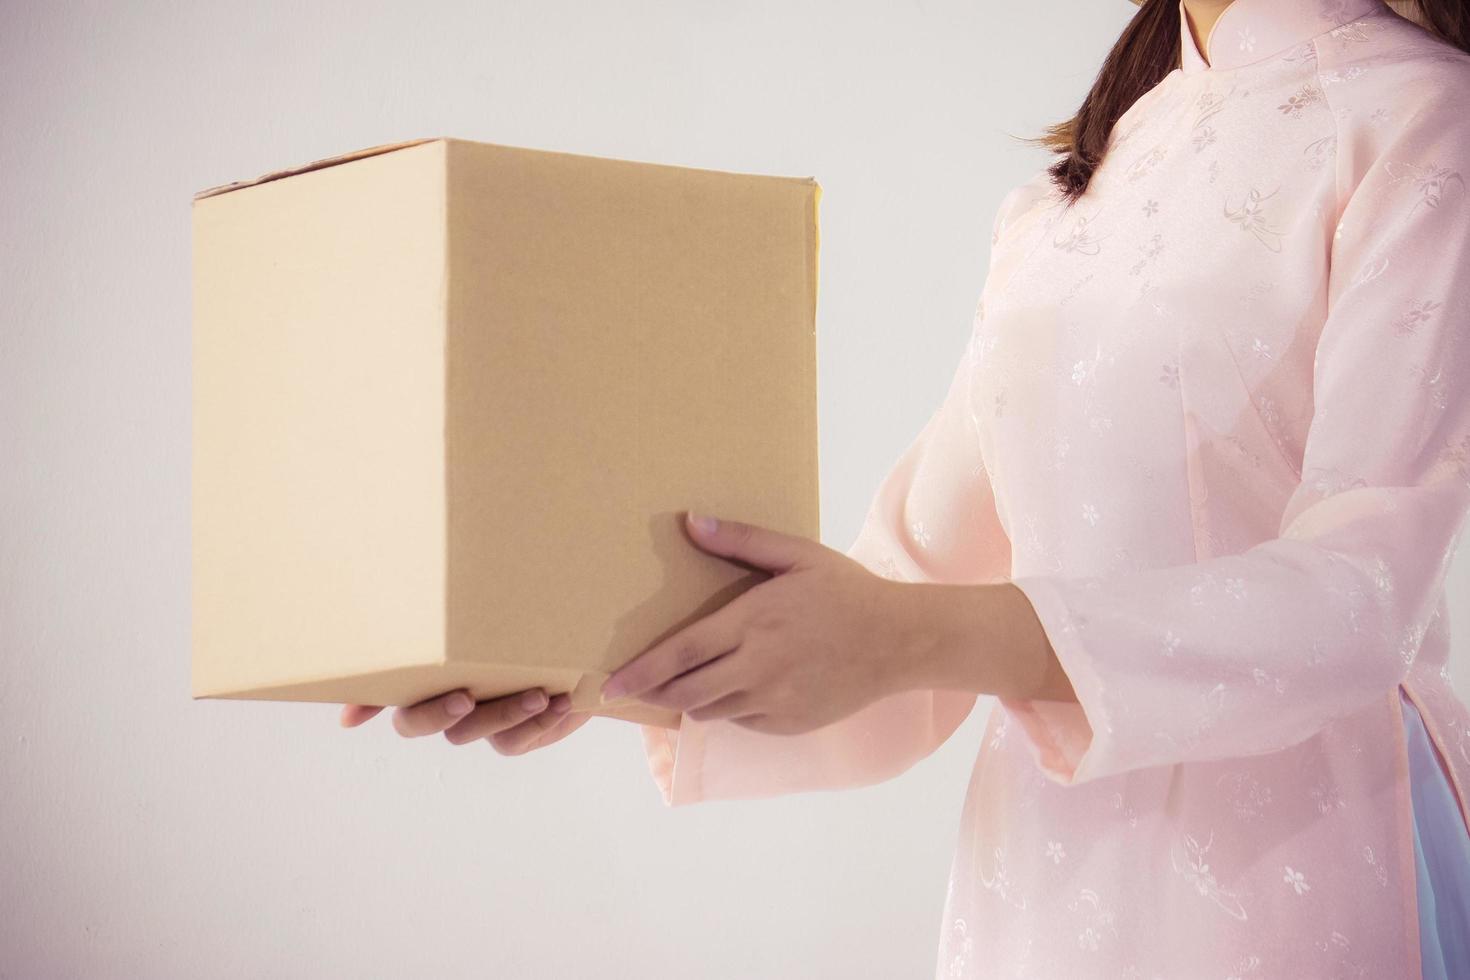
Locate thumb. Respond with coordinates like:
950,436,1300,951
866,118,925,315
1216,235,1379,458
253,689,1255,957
683,511,816,574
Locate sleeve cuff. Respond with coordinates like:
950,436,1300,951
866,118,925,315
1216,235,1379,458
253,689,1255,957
638,714,708,807
998,574,1115,786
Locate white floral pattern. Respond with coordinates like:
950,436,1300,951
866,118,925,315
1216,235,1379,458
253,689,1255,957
1172,829,1248,921
636,2,1470,977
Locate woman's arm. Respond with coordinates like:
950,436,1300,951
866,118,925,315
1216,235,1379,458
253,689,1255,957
635,185,1034,807
638,354,1011,806
956,84,1470,788
891,580,1079,705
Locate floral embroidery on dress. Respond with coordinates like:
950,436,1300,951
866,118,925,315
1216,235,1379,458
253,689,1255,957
1302,132,1336,171
1050,433,1072,473
1398,619,1430,667
1317,63,1370,86
1053,211,1106,254
1308,775,1346,814
1439,433,1470,485
944,918,975,980
1225,953,1264,979
978,846,1029,911
1416,360,1453,413
1129,233,1164,275
1067,888,1119,952
1308,930,1369,980
1126,143,1168,183
1191,88,1234,152
1110,790,1140,828
1158,360,1180,389
1328,20,1373,43
1218,769,1273,819
1361,844,1390,888
1383,159,1467,213
988,711,1009,751
1251,665,1287,695
1171,829,1248,920
1059,271,1097,306
1224,434,1267,473
1301,464,1368,499
909,520,932,549
1282,865,1311,895
1172,682,1229,751
1282,39,1318,67
1348,251,1391,286
1223,186,1287,251
1277,83,1324,116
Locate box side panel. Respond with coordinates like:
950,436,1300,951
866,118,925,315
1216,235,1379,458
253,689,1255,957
444,141,819,686
191,141,448,698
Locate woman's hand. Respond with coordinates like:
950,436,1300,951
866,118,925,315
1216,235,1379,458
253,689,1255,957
597,511,920,737
339,687,592,755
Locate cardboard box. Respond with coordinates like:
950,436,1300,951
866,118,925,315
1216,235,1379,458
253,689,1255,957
191,136,821,730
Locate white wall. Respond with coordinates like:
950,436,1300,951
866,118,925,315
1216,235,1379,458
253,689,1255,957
4,1,1465,977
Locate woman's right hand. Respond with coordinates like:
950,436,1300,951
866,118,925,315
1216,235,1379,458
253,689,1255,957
339,687,592,755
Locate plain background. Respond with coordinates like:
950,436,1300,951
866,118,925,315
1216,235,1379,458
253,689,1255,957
3,1,1467,977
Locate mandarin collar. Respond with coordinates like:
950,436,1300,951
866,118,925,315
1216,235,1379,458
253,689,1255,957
1178,0,1387,73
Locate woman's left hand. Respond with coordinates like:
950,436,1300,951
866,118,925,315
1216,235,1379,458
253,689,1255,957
598,511,920,736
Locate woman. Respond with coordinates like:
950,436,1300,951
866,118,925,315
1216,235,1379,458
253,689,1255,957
343,0,1470,974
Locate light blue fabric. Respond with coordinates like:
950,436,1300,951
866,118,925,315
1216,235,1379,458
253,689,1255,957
1400,687,1470,980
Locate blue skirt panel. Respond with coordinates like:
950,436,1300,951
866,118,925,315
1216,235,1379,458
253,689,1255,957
1400,686,1470,980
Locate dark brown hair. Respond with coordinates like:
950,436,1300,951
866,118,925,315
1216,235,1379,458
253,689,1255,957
1028,0,1470,206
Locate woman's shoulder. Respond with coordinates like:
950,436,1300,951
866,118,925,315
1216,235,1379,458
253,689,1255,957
990,165,1061,244
1315,7,1470,118
1314,10,1470,197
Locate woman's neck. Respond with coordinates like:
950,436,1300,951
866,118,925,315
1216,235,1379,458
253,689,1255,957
1182,0,1235,66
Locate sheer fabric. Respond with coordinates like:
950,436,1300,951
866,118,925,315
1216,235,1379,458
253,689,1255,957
639,1,1470,974
1403,686,1470,979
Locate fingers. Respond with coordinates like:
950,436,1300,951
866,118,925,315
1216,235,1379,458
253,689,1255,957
440,688,557,744
481,697,593,756
391,688,482,737
601,604,745,703
639,648,746,715
342,688,594,755
340,704,384,728
682,511,814,575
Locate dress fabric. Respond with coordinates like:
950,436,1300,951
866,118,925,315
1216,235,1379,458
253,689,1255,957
1402,687,1470,979
639,0,1470,975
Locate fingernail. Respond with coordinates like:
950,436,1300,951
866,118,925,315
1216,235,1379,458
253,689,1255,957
521,689,547,711
551,694,572,714
600,679,625,703
447,692,474,716
687,511,717,535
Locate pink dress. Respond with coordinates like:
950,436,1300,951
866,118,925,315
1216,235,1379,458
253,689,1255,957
640,0,1470,974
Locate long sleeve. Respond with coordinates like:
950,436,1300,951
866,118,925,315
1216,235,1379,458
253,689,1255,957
636,190,1027,807
999,89,1470,787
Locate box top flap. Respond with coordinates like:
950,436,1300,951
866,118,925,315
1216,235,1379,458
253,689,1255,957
192,137,444,202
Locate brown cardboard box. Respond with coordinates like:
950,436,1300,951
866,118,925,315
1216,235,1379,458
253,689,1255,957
191,136,821,730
